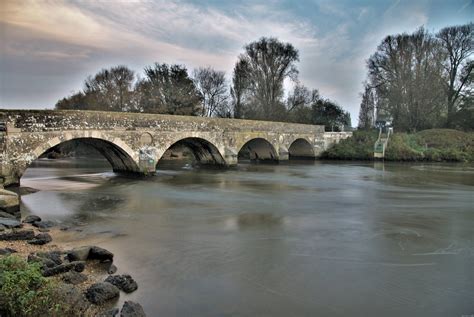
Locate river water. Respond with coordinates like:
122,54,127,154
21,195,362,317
19,159,474,316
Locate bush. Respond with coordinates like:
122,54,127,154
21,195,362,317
0,255,69,317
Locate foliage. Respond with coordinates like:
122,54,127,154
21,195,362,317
360,23,473,132
232,37,299,120
138,63,203,115
0,255,70,317
322,129,474,162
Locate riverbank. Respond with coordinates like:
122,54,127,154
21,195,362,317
0,217,145,317
321,129,474,162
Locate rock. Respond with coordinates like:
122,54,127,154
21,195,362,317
0,224,5,232
100,308,119,317
105,274,138,293
28,233,52,245
0,229,35,240
89,246,114,262
42,261,86,277
0,211,16,220
120,301,146,317
62,271,88,285
0,247,17,255
0,189,19,214
37,250,63,265
23,215,42,223
32,220,56,229
0,218,22,228
28,254,57,268
56,283,90,315
67,246,91,262
107,264,118,274
38,228,50,232
85,282,120,305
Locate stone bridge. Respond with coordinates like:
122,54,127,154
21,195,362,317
0,110,352,188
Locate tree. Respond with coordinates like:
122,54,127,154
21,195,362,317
234,37,299,120
55,66,135,111
230,59,250,119
193,67,229,117
286,83,319,124
367,28,445,131
437,23,473,127
358,85,375,129
137,63,202,115
311,99,351,131
83,65,135,111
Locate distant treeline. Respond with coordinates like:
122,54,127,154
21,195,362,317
358,23,473,132
56,37,351,131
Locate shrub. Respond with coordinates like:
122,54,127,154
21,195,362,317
0,255,68,317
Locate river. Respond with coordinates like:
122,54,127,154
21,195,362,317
19,159,474,316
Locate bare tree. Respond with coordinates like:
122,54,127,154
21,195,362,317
368,28,445,131
230,59,250,119
193,67,229,117
235,37,299,120
437,23,473,127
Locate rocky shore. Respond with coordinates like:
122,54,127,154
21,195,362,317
0,215,146,317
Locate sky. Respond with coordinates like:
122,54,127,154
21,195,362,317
0,0,472,125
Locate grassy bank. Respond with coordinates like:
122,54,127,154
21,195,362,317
321,129,474,162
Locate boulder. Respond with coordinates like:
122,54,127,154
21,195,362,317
0,247,17,255
0,218,22,229
0,211,16,220
62,271,88,285
28,233,52,245
56,283,90,315
89,246,114,262
42,261,86,277
100,308,119,317
37,250,63,265
0,189,19,214
107,264,118,274
0,229,35,241
23,215,42,223
120,301,146,317
28,254,57,268
105,274,138,293
32,220,56,229
67,246,91,262
85,282,120,305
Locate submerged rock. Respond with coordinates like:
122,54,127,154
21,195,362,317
89,246,114,262
0,229,35,241
100,308,119,317
105,274,138,293
32,220,56,229
85,282,120,305
23,215,42,223
120,301,146,317
28,233,52,245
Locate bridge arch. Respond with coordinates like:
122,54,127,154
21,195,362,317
27,135,140,175
237,138,278,162
288,138,315,160
157,137,226,167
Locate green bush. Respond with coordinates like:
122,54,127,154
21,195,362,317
321,129,474,162
0,255,66,317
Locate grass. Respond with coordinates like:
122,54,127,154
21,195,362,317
321,129,474,162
